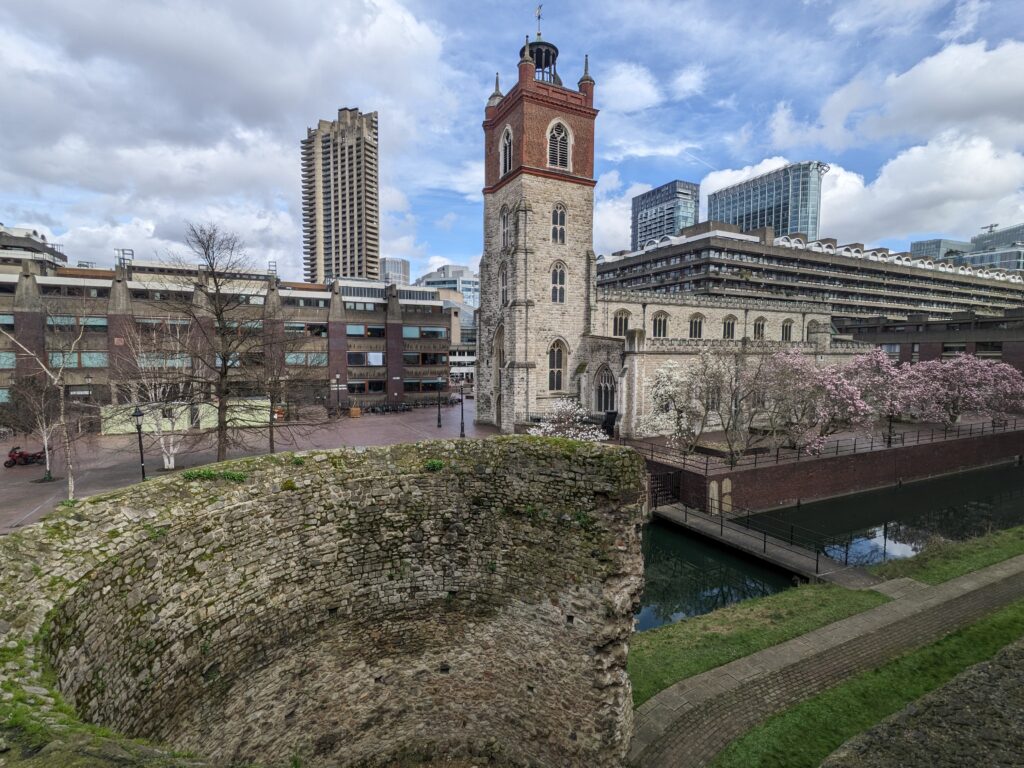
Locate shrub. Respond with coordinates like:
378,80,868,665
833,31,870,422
424,459,444,472
281,479,297,491
182,468,247,483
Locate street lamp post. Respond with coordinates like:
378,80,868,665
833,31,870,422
460,382,465,438
334,372,342,419
436,379,442,429
132,406,146,481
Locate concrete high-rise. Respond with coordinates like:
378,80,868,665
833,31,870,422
301,108,380,283
708,161,828,241
631,180,699,250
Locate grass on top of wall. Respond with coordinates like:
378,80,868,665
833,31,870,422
628,584,888,707
870,524,1024,585
709,597,1024,768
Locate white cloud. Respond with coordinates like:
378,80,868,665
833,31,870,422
670,64,707,100
828,0,946,36
820,133,1024,244
434,212,457,230
599,62,663,113
770,41,1024,152
699,157,790,219
939,0,989,41
592,170,651,256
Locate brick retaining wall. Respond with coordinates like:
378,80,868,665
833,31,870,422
671,430,1024,512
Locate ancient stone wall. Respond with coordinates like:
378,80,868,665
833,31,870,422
0,438,646,768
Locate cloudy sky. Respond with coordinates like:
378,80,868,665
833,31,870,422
1,0,1022,281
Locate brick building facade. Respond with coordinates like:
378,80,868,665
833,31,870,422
0,254,453,413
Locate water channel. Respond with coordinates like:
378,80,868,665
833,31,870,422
636,463,1024,632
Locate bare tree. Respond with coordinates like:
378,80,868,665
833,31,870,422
0,316,86,498
110,315,204,470
2,376,61,481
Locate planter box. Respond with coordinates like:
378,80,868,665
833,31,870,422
349,407,361,418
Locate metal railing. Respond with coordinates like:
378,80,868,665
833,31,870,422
625,417,1024,475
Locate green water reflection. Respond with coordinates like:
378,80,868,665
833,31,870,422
635,519,792,631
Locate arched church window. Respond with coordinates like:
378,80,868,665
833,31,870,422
595,367,616,413
548,122,569,169
548,340,567,391
753,317,766,340
551,263,566,303
652,312,668,338
782,319,794,342
500,207,511,249
613,310,630,337
499,264,509,306
500,127,513,177
551,204,566,244
689,314,704,339
722,315,737,340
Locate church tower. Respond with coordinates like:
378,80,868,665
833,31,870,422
476,30,598,432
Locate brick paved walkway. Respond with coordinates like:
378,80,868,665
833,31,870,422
628,554,1024,767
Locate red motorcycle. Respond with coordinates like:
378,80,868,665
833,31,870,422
4,446,46,468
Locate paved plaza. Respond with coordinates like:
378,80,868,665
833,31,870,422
0,399,497,533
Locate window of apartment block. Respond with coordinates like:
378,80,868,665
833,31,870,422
0,352,15,369
0,314,13,332
942,343,966,358
346,324,365,337
81,352,109,368
976,341,1003,359
81,317,107,332
912,343,920,362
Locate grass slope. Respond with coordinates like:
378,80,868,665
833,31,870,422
709,597,1024,768
871,524,1024,584
628,584,888,707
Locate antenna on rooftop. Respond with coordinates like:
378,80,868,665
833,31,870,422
981,223,999,233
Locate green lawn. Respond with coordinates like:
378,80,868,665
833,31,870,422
628,584,888,707
871,523,1024,584
709,597,1024,768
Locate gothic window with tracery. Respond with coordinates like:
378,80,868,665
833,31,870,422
548,123,569,168
548,340,567,391
595,367,616,412
499,264,509,306
722,315,737,340
500,128,513,177
652,312,668,338
551,204,566,243
689,314,704,339
551,263,566,303
500,207,511,249
753,317,766,340
613,310,630,337
782,319,794,342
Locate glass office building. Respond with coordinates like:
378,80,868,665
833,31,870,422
631,180,700,250
707,161,828,241
973,223,1024,251
909,239,974,262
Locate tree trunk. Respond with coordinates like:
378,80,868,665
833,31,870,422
268,393,276,454
58,384,74,499
216,380,228,462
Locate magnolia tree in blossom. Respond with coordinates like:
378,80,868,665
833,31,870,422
527,398,607,442
903,354,1024,426
842,348,922,445
639,347,1024,457
640,353,740,454
759,350,872,452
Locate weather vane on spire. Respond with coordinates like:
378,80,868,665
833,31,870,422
536,4,543,37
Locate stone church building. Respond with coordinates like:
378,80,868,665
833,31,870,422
474,33,869,437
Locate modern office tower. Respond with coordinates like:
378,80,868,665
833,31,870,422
973,223,1024,251
708,161,829,241
415,264,481,307
381,257,410,285
301,108,380,283
630,180,699,250
909,239,975,261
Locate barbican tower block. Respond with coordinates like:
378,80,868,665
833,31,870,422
476,32,598,432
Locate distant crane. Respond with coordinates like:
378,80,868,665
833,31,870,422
981,223,1000,233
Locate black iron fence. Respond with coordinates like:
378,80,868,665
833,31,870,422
648,470,681,509
624,417,1024,475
